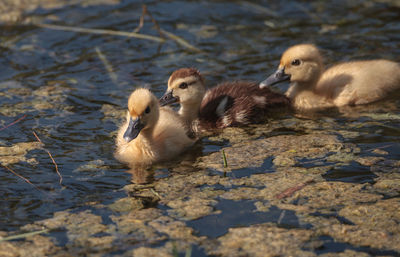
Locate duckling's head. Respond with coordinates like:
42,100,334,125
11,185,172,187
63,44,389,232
159,68,205,107
124,88,159,142
260,44,324,88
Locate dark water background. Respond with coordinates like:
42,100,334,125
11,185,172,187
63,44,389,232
0,0,399,234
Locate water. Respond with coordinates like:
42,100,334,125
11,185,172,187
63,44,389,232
0,0,399,255
187,199,302,238
314,235,400,256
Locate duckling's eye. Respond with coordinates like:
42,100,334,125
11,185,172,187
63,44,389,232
145,106,150,114
291,59,301,66
179,82,188,89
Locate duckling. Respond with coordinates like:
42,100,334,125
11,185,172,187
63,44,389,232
159,68,290,132
115,88,195,168
260,44,400,110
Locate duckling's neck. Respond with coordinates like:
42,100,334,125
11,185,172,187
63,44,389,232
286,81,315,98
179,101,201,126
287,64,324,97
286,81,334,109
136,127,156,145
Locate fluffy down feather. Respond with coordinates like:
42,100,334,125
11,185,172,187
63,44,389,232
260,44,400,110
160,68,290,133
115,88,195,168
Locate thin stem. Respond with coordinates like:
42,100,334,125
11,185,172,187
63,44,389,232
0,114,27,132
2,165,43,193
222,149,228,168
35,23,165,43
33,131,62,186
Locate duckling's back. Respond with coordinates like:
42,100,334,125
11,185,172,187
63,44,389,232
199,81,290,129
317,60,400,106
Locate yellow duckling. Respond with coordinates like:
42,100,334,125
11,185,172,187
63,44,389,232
260,44,400,110
159,68,289,133
115,88,195,168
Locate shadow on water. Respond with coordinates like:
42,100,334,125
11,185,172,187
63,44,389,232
322,161,377,183
207,156,274,179
187,198,305,238
176,245,208,257
309,212,355,225
296,156,336,169
313,235,400,256
296,156,377,183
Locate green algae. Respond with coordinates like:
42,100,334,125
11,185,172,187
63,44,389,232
1,1,400,257
108,197,145,213
0,142,42,165
0,82,74,117
3,120,400,256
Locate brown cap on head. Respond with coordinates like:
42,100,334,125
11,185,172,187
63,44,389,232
168,68,204,86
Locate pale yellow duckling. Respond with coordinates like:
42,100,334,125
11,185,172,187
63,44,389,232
260,44,400,110
159,68,289,133
115,88,195,168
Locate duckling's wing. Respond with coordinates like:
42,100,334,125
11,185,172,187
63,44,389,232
199,81,289,128
319,60,400,106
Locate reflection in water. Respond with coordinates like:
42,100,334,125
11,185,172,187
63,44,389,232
323,161,378,184
293,100,400,120
123,141,204,184
125,168,155,184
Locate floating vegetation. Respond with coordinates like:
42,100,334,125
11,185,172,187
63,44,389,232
1,0,400,256
0,142,42,166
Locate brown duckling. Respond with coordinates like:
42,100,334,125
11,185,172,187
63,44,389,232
159,68,290,132
115,88,195,168
260,44,400,110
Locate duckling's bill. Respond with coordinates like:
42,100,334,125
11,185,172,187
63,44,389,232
159,90,179,106
260,68,291,88
123,117,144,142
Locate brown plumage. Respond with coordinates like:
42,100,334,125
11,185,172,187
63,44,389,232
199,81,290,128
260,44,400,110
168,68,204,85
159,68,290,133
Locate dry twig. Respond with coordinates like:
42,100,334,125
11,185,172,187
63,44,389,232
2,165,43,193
36,7,201,52
133,5,163,37
0,114,27,132
293,2,323,23
95,47,119,85
134,4,202,53
133,5,146,33
33,131,62,185
275,179,314,199
35,23,165,43
239,1,278,17
160,28,202,53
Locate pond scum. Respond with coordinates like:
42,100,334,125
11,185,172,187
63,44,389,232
1,1,400,257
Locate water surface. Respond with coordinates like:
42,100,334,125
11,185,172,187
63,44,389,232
0,0,399,255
